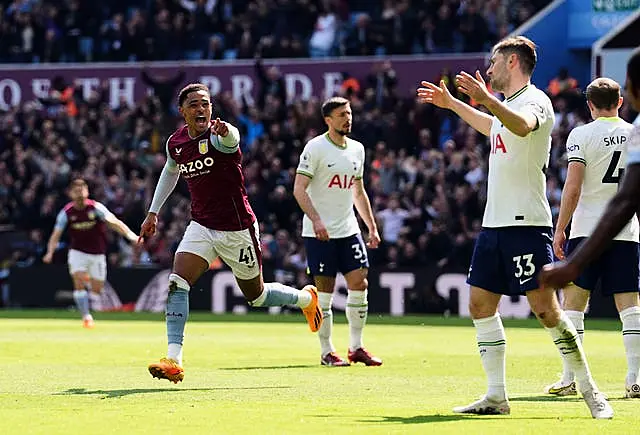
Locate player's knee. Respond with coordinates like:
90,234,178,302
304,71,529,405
350,277,367,291
529,300,559,322
345,271,368,291
469,298,493,318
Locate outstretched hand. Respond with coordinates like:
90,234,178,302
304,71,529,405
456,70,491,105
416,80,455,109
212,118,229,137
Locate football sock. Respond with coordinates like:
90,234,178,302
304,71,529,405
547,311,596,393
251,282,306,307
346,289,368,351
620,306,640,386
561,310,585,383
166,274,189,366
318,292,335,356
474,313,507,401
73,289,91,319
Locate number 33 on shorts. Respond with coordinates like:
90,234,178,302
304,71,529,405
513,254,535,284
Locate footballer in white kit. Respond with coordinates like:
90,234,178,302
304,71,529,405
418,36,612,419
471,81,555,295
294,96,382,367
545,78,640,399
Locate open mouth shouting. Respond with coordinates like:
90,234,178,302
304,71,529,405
195,115,208,129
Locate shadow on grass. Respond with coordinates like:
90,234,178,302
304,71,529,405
510,395,583,403
350,414,587,424
56,386,292,399
512,394,631,402
218,364,316,371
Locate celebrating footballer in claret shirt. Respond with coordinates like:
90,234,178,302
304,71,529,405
140,83,323,384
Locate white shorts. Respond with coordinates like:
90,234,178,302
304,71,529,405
176,220,262,280
68,249,107,281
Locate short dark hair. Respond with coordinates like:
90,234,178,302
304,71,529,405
627,47,640,98
586,78,620,110
178,83,210,107
70,178,88,189
492,36,537,76
321,97,350,118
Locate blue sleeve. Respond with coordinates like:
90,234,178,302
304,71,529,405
54,209,68,231
93,202,114,221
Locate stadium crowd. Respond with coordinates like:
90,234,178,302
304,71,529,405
0,0,551,62
8,0,639,305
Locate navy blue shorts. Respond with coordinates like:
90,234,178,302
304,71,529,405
467,226,553,295
566,238,639,296
303,234,369,277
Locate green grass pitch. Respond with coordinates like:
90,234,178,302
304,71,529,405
1,310,639,434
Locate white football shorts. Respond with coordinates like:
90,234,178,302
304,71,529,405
67,249,107,281
176,220,262,280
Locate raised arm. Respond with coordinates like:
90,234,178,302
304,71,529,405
417,79,493,136
94,202,138,243
211,117,240,152
455,71,539,137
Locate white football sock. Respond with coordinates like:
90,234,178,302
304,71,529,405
346,289,368,351
296,287,312,309
620,306,640,386
561,310,584,383
168,343,183,366
317,292,335,357
474,313,507,401
547,311,596,393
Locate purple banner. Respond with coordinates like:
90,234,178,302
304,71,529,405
0,55,487,110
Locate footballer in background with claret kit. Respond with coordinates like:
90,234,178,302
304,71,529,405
43,178,139,329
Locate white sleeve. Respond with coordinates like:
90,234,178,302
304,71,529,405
522,99,550,132
212,122,240,153
627,126,640,166
296,142,316,178
356,144,365,179
149,141,180,214
565,129,586,165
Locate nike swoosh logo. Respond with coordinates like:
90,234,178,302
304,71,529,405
519,277,533,285
328,163,336,167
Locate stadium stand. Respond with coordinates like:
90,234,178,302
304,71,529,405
5,0,639,306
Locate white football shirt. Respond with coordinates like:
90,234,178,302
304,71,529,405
566,117,639,242
296,133,365,238
483,84,554,228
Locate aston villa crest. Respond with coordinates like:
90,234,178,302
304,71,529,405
198,139,208,154
88,211,95,220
